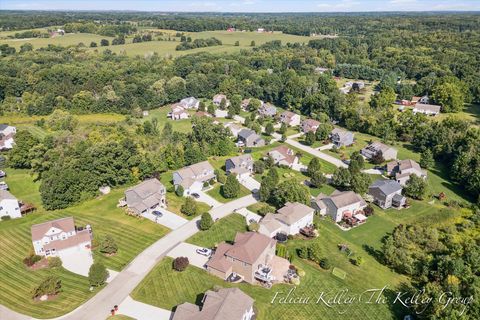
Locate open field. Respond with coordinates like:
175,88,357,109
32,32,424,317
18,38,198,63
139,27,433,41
0,169,169,318
0,32,114,49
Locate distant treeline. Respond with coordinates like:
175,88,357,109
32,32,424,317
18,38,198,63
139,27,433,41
176,37,222,51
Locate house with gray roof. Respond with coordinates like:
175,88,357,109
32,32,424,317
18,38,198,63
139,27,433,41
258,202,314,237
124,178,166,215
312,190,367,223
225,155,254,178
413,103,441,116
279,111,301,127
0,189,20,219
258,102,277,117
368,179,406,209
238,129,265,147
361,142,398,161
330,128,354,147
301,119,320,133
213,94,230,107
178,97,200,109
173,288,255,320
173,161,216,196
386,159,427,186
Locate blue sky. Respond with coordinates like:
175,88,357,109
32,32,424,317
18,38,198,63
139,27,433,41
1,0,480,12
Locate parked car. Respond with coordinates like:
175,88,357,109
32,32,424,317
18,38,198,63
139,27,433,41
0,170,6,178
191,193,200,199
152,210,163,217
196,248,212,256
0,181,8,190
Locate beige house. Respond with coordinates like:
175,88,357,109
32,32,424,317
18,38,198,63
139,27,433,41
206,232,289,284
124,178,166,215
301,119,320,133
213,94,230,107
386,159,427,186
225,154,254,178
173,161,216,196
170,105,189,120
279,111,301,127
259,202,314,237
173,288,255,320
312,190,367,223
267,145,298,167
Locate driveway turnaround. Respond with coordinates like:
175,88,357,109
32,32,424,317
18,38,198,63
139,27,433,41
238,175,261,192
143,208,188,230
118,296,172,320
58,250,93,277
167,242,210,269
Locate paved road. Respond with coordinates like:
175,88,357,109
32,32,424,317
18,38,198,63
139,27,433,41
0,194,258,320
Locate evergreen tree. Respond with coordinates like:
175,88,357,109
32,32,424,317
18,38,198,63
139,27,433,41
199,212,214,230
222,174,241,198
88,262,109,287
181,196,198,216
307,158,321,177
420,149,434,169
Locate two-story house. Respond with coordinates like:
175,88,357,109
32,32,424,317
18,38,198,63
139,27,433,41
386,159,427,186
225,155,254,179
258,202,314,237
279,111,301,127
258,102,277,117
178,97,200,109
312,190,367,223
330,128,354,147
368,179,406,209
267,145,298,168
238,129,265,147
0,190,21,219
301,119,320,133
169,105,189,120
0,124,16,150
31,217,92,257
173,288,255,320
124,178,166,215
213,94,230,107
361,142,398,161
173,161,216,196
206,232,289,284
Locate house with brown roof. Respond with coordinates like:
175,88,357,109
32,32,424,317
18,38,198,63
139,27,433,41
279,111,301,127
31,217,92,257
225,155,254,178
386,159,427,186
173,288,254,320
361,142,398,161
267,145,298,167
124,178,166,215
173,161,216,196
312,190,367,223
206,232,289,284
301,119,320,133
258,202,314,237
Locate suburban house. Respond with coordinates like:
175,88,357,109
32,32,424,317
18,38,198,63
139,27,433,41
31,217,92,257
206,232,289,284
124,178,166,215
0,190,21,219
173,161,216,196
413,103,441,116
267,145,298,167
238,129,265,147
411,95,429,105
169,105,189,120
330,128,354,147
368,179,406,209
301,119,320,133
224,122,243,138
0,124,16,150
279,111,301,127
213,94,230,107
225,155,254,178
173,288,255,320
386,159,427,186
178,97,200,109
258,102,277,117
241,98,251,111
258,202,315,237
312,190,367,223
361,142,398,161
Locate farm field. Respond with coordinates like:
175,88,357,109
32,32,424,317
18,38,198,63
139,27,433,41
0,169,169,318
0,32,114,49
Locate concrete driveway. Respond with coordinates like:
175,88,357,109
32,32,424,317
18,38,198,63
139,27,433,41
317,143,334,151
238,175,260,192
167,242,210,269
195,191,222,208
236,208,262,224
285,138,348,168
118,296,172,320
215,109,228,118
59,249,93,277
143,208,188,230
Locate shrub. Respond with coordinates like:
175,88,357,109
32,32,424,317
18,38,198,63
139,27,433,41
181,197,198,216
31,275,62,299
23,254,42,267
199,212,214,230
257,204,275,216
222,174,240,198
215,169,227,184
307,242,323,263
248,222,259,232
99,234,118,255
352,256,364,266
1,215,11,221
175,185,184,197
253,160,265,174
173,256,189,271
297,267,306,277
290,277,300,285
47,257,62,269
88,262,109,287
297,246,309,259
363,205,375,216
319,257,331,270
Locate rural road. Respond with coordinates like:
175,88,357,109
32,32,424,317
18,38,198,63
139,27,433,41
0,194,258,320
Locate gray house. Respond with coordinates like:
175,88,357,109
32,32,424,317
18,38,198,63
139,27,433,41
125,178,166,215
330,128,354,147
238,129,265,147
368,179,406,209
361,142,398,161
226,154,254,178
258,103,277,117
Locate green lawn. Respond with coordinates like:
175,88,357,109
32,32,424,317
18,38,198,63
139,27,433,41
0,33,114,50
186,213,247,248
0,169,169,318
206,182,252,203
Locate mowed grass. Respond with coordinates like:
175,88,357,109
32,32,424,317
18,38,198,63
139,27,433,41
0,169,169,318
0,33,114,50
206,182,252,203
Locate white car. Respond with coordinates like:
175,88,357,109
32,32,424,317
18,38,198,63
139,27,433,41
0,170,6,178
196,248,212,257
0,181,8,190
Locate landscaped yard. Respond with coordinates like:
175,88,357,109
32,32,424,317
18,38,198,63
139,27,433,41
0,169,169,318
206,182,252,203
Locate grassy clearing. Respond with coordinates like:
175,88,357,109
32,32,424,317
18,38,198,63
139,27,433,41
0,33,114,50
206,182,252,203
0,169,169,318
186,213,248,248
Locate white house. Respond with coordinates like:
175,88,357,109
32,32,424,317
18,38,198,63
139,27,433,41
212,94,230,107
312,190,367,223
0,190,21,219
179,97,200,109
31,217,92,257
413,103,441,116
173,161,216,196
258,202,314,237
0,124,16,150
170,105,189,120
279,111,301,127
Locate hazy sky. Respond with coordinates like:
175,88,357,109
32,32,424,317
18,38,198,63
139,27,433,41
1,0,480,12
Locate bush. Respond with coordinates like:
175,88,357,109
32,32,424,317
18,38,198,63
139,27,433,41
248,222,259,232
23,254,42,267
181,197,198,216
257,203,275,216
253,160,265,174
31,275,62,299
215,169,227,184
297,246,309,259
319,257,331,270
363,205,374,216
222,174,240,198
99,234,118,255
297,267,306,277
307,242,323,263
1,215,11,221
175,185,184,197
351,256,364,266
88,262,109,287
173,256,189,271
47,257,62,269
200,212,214,230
